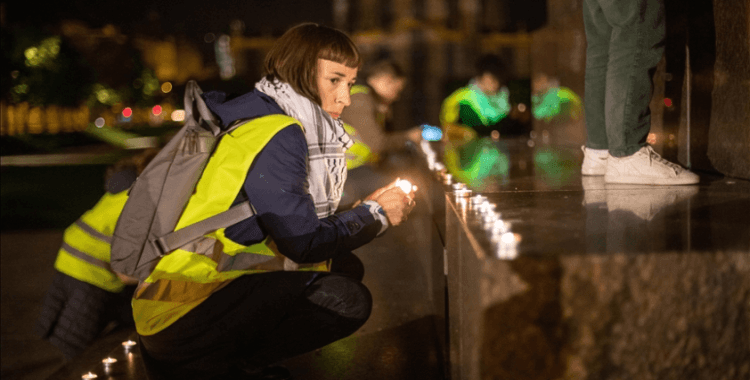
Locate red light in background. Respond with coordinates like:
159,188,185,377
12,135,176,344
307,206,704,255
122,107,133,118
152,105,162,116
663,98,673,107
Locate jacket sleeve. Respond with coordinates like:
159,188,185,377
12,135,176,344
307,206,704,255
241,125,383,264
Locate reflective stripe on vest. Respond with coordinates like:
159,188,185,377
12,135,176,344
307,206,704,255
54,191,129,293
133,114,329,336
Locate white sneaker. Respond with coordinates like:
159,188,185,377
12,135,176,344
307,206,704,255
605,145,699,185
581,145,608,176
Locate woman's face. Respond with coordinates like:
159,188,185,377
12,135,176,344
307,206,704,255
316,59,358,119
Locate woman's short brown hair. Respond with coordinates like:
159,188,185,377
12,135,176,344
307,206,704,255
264,23,362,105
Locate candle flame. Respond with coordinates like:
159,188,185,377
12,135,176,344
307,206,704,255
395,179,412,194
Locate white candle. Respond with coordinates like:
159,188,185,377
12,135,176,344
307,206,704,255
395,179,413,194
122,340,137,351
82,372,98,379
102,357,117,365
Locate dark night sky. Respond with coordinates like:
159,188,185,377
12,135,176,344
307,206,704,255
2,1,334,39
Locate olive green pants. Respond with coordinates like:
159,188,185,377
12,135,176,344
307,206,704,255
583,0,665,157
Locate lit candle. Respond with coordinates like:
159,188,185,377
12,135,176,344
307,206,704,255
82,372,98,379
122,340,136,351
470,194,485,205
395,179,413,194
480,201,496,214
442,173,453,185
454,188,472,199
102,357,117,365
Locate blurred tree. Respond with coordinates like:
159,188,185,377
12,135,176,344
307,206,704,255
3,25,96,107
2,22,160,110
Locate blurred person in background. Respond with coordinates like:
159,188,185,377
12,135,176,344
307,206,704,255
35,148,159,360
531,72,583,123
440,53,513,144
133,23,415,380
339,58,421,209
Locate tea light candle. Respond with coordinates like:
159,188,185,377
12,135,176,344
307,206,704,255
482,212,498,225
395,179,413,194
442,173,453,185
82,372,98,379
122,340,137,350
470,194,486,205
480,201,496,214
454,188,471,199
492,219,509,235
496,232,520,260
102,357,117,365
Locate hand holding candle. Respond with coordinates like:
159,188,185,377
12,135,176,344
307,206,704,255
395,179,417,195
368,178,417,226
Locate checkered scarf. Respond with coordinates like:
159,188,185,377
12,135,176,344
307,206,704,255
256,77,353,218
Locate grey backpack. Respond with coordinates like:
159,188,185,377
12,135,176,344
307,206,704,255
110,80,255,281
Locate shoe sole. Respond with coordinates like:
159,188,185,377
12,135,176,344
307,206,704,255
604,175,699,185
582,170,606,176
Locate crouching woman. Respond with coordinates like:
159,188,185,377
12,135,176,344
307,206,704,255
134,23,415,380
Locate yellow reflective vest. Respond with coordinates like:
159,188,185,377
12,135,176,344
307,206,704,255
54,190,129,293
133,114,329,336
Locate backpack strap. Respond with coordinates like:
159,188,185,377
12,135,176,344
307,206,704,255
184,80,221,136
153,201,255,256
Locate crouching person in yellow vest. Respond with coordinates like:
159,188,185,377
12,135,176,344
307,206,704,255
35,149,158,360
134,23,416,380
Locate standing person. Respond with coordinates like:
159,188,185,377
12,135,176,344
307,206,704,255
134,23,416,380
339,59,421,209
35,149,157,360
439,53,513,143
581,0,699,185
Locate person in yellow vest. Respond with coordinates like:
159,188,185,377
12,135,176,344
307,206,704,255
440,54,513,144
339,59,421,209
134,23,416,380
35,149,157,360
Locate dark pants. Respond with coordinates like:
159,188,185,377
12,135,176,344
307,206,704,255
583,0,666,157
139,253,371,380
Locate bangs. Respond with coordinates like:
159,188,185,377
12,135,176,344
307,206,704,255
264,23,361,105
318,39,362,69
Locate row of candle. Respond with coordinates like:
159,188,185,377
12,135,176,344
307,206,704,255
81,340,137,379
447,178,520,260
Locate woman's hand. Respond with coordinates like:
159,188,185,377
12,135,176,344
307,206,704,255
366,178,417,226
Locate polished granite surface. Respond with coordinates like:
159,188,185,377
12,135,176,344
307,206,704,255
437,138,750,259
433,138,750,380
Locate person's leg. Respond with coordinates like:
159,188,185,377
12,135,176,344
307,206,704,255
139,272,318,379
583,0,612,151
140,270,371,379
238,273,372,372
601,0,666,157
599,0,698,185
330,251,365,281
